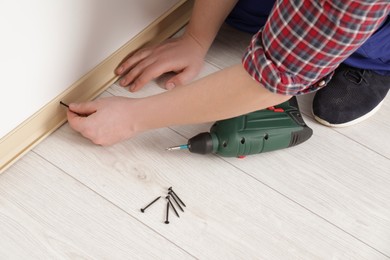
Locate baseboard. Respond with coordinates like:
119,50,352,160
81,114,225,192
0,0,193,173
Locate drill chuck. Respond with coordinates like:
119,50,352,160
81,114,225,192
166,132,219,154
187,132,216,154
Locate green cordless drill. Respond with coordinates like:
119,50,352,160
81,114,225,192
166,97,313,157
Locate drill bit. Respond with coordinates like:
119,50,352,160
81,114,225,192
166,144,188,151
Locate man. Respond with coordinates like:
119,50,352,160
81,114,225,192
226,0,390,127
67,0,390,145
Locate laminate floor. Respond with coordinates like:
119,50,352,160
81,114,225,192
1,25,389,259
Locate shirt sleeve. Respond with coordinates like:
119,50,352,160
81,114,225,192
242,0,390,96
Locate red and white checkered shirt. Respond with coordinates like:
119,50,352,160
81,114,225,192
242,0,390,95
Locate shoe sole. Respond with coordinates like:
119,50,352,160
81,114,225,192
313,100,384,127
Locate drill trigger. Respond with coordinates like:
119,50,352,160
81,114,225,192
267,106,285,112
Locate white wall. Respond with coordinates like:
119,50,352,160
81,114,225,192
0,0,179,139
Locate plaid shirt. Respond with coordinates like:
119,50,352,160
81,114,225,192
242,0,390,95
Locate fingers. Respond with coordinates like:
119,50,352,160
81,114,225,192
122,62,200,92
69,101,97,116
118,57,156,88
116,48,152,76
116,41,181,90
165,66,201,90
129,61,175,92
67,108,103,145
66,97,137,146
67,101,97,135
120,54,203,92
67,110,88,133
115,36,204,92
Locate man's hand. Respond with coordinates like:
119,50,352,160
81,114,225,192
67,96,141,146
116,33,207,92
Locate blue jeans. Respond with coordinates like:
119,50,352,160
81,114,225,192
226,0,390,75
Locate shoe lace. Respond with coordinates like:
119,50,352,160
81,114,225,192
344,68,370,84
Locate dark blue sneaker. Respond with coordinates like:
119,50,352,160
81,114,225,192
312,64,390,127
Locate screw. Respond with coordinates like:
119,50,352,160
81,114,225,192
140,196,161,213
165,201,170,224
168,187,186,207
166,195,180,218
60,101,69,108
168,191,184,212
59,101,87,117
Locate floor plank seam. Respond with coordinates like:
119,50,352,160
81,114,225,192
31,150,198,259
334,130,390,161
218,156,390,259
203,59,228,71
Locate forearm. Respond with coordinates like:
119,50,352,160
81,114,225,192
185,0,238,51
67,65,291,145
135,64,291,132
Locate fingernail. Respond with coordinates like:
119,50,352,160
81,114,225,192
117,66,123,74
129,84,136,92
166,82,175,90
120,79,127,86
